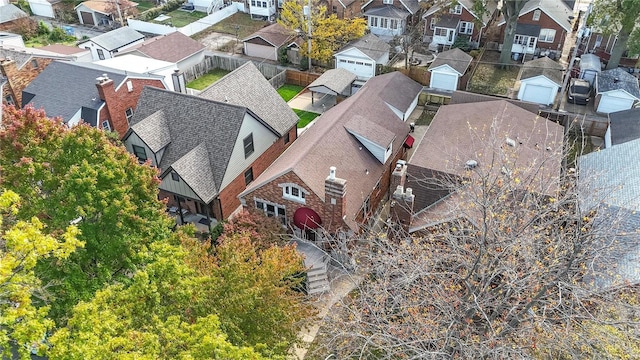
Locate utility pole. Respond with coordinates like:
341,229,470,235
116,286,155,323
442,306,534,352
114,0,124,27
306,0,312,71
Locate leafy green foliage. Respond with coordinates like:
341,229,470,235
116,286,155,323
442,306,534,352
589,0,640,68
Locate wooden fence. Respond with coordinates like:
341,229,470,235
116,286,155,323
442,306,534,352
183,55,288,83
540,110,609,137
285,70,321,87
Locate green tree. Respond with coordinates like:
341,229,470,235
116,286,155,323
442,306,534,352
0,190,82,360
0,106,174,324
498,0,533,66
588,0,640,69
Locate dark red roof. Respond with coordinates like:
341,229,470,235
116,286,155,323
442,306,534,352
293,207,322,229
404,135,415,148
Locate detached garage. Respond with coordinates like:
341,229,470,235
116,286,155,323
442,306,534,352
242,23,298,62
517,57,563,106
595,67,640,114
28,0,60,18
334,33,390,81
428,48,472,92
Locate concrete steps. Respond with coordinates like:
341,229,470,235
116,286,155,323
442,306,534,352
306,262,330,295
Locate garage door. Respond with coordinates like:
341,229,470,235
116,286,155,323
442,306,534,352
521,84,553,105
80,11,94,25
245,44,276,61
430,72,458,91
337,59,373,79
597,95,634,114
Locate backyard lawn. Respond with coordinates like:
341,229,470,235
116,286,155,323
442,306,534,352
468,51,519,96
193,13,268,40
277,84,304,102
294,109,320,128
186,69,230,90
152,9,207,28
136,0,156,12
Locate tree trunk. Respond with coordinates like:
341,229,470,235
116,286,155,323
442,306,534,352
606,24,632,69
500,15,518,66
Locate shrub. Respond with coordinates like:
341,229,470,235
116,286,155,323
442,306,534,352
452,35,471,52
469,49,481,59
37,21,50,36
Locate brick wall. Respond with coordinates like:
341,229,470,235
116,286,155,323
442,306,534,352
327,0,361,19
96,79,166,138
499,9,568,53
423,7,483,43
1,57,53,107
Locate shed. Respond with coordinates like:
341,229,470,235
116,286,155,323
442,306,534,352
516,56,563,106
595,67,640,114
242,23,295,62
427,48,473,92
579,54,601,86
307,68,357,106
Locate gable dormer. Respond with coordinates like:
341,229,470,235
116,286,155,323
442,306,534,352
344,115,395,164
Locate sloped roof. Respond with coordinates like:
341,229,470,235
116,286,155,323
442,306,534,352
308,68,357,94
398,0,420,14
76,0,137,13
450,90,542,113
129,87,249,203
433,14,460,29
608,108,640,146
520,56,564,85
363,5,410,18
119,31,205,63
0,4,27,24
198,62,298,137
242,23,293,48
241,72,423,231
497,0,573,31
0,45,74,69
596,67,640,98
424,0,497,24
87,26,144,51
428,48,473,75
39,44,90,55
336,33,390,63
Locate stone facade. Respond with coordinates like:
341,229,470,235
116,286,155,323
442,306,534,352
0,57,53,107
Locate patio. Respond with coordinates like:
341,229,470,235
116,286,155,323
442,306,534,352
170,210,218,233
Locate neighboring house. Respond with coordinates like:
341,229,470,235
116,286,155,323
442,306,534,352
334,33,390,81
39,44,93,62
75,0,138,26
28,0,62,18
242,23,298,62
422,0,497,49
116,31,206,72
516,56,563,106
307,68,357,107
604,108,640,148
497,0,573,58
400,100,563,234
427,47,473,91
192,0,224,13
239,72,423,239
0,32,24,47
248,0,276,21
123,62,299,222
79,27,145,61
1,45,79,107
0,4,28,31
594,67,640,114
326,0,360,19
361,0,421,37
95,54,179,91
22,61,168,136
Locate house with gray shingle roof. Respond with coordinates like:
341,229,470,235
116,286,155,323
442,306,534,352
361,0,420,38
242,23,301,62
422,0,497,49
516,56,563,106
239,71,422,237
594,67,640,114
79,26,145,61
307,68,357,105
122,62,299,223
428,48,473,92
334,33,390,81
22,61,168,136
116,31,206,71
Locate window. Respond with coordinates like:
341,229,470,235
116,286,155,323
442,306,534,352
430,18,436,30
332,5,337,12
370,16,378,27
284,132,290,144
251,0,255,5
255,199,286,224
381,18,388,29
31,59,38,68
244,167,254,185
280,183,307,203
262,1,266,6
594,34,603,48
4,95,15,106
434,28,448,36
459,21,473,34
126,80,133,92
171,172,180,181
101,120,111,131
514,35,527,45
532,9,541,21
132,145,147,162
539,28,556,43
97,48,105,60
243,134,254,158
450,4,462,14
390,19,397,29
383,0,392,4
125,108,134,123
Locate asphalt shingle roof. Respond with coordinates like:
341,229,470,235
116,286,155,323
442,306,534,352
198,62,297,137
0,45,73,68
363,5,410,18
336,33,390,61
609,108,640,146
429,48,473,75
0,4,27,24
520,56,564,85
242,23,293,47
596,67,640,98
119,31,204,63
130,109,171,152
308,68,357,94
88,27,144,51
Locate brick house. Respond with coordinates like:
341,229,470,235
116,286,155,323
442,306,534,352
361,0,421,37
497,0,573,58
394,100,563,235
0,4,29,32
325,0,361,19
1,46,79,108
239,71,423,240
22,61,169,137
422,0,497,49
122,62,299,223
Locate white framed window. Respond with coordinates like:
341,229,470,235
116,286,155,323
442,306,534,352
532,9,541,21
4,95,15,106
430,18,436,30
449,4,462,14
381,18,388,28
383,0,392,4
255,199,287,224
434,28,448,36
101,120,111,131
97,48,105,60
125,107,134,122
459,21,473,35
126,80,133,92
514,35,527,45
279,183,307,203
370,16,378,27
539,28,556,43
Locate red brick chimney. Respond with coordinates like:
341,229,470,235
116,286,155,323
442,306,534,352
390,160,407,193
1,58,20,106
95,74,128,136
388,185,415,241
324,166,347,231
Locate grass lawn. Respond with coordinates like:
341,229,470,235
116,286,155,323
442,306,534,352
136,0,156,12
277,84,304,102
186,69,230,90
294,109,320,128
415,109,436,126
192,13,267,40
468,63,519,96
153,9,207,27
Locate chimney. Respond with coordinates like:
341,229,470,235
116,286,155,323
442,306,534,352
388,185,415,241
390,161,407,193
96,75,115,101
95,74,127,136
171,69,186,93
0,58,21,107
324,167,347,230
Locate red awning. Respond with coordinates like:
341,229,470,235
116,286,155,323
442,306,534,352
404,135,415,148
293,207,322,229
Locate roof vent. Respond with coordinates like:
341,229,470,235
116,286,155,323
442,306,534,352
465,159,478,169
329,166,336,180
506,138,516,147
614,77,619,83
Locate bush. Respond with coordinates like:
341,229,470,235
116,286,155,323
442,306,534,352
452,35,471,52
469,49,481,59
299,56,309,71
37,21,50,36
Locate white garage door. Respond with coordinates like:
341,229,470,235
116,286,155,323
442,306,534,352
597,95,635,114
245,44,276,61
521,84,553,105
430,72,458,91
337,59,374,79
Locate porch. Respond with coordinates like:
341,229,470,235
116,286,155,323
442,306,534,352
170,208,218,233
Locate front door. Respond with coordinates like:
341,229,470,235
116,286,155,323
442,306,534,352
447,29,455,44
